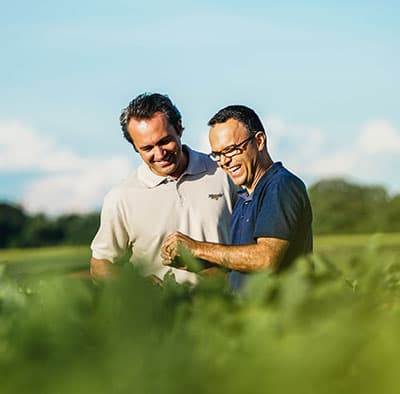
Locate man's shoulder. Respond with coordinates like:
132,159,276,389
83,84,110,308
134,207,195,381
255,163,308,202
270,163,306,189
269,165,311,212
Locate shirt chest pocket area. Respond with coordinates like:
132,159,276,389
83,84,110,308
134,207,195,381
189,191,230,224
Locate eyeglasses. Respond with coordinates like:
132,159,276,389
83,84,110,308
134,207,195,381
208,133,256,162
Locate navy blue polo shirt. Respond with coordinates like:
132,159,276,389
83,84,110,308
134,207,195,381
228,162,313,290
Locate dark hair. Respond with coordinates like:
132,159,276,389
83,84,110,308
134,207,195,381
208,105,265,134
120,93,183,145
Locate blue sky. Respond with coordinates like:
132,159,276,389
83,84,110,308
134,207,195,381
1,1,399,214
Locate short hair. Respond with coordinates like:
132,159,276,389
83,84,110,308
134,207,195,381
208,105,265,134
120,93,183,145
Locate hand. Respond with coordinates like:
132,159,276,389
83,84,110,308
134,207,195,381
161,231,197,267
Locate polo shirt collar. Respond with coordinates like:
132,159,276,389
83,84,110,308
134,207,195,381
255,161,282,189
137,145,207,188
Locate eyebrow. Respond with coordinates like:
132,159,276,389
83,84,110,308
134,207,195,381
221,143,238,152
212,142,241,155
139,136,172,151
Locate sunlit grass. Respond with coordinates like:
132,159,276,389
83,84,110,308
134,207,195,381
0,246,91,277
315,232,400,249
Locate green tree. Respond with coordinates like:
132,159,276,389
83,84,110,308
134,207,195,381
308,178,390,234
0,203,28,248
55,213,100,245
384,194,400,232
19,214,64,247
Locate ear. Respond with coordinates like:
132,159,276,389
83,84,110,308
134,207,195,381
256,132,266,152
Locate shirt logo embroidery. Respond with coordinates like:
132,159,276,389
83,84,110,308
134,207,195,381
208,193,223,200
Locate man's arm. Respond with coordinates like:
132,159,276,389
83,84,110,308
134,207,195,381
161,232,289,272
90,257,120,280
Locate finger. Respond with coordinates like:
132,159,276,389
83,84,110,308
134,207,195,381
161,240,172,255
162,256,173,266
165,232,178,242
161,243,168,254
169,248,178,259
160,242,172,258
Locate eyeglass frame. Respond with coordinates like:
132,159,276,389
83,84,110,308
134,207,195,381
208,132,258,162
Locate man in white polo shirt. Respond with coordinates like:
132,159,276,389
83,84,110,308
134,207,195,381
90,93,237,283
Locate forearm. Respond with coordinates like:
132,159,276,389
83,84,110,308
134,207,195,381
162,232,289,273
191,239,287,272
90,257,120,280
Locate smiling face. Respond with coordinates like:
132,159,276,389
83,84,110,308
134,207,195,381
209,118,267,193
127,112,187,178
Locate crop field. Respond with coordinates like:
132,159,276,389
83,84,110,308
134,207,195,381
0,245,91,276
0,233,399,394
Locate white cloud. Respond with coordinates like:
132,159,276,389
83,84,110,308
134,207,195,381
264,115,326,161
197,129,211,154
264,116,400,192
0,120,133,215
0,121,93,172
21,158,130,215
0,121,53,171
307,149,358,177
357,120,400,154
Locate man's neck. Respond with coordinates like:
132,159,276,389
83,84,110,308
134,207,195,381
246,156,274,194
170,146,189,180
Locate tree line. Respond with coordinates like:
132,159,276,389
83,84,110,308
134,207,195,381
309,178,400,234
0,207,100,249
1,178,399,249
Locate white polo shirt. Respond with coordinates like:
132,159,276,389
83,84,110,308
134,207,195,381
91,146,237,283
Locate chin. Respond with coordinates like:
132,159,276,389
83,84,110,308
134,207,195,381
160,166,177,176
229,174,244,185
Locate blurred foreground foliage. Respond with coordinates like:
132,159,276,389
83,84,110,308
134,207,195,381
1,241,399,394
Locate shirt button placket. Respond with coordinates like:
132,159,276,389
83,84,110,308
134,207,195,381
244,200,251,232
175,180,184,206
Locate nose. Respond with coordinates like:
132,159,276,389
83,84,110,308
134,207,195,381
153,145,166,161
219,154,231,168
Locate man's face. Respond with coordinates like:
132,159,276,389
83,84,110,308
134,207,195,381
127,112,185,178
209,118,260,192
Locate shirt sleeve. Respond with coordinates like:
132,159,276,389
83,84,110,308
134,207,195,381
90,191,130,263
253,175,306,241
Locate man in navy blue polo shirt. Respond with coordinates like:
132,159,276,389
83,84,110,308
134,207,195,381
162,105,313,290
